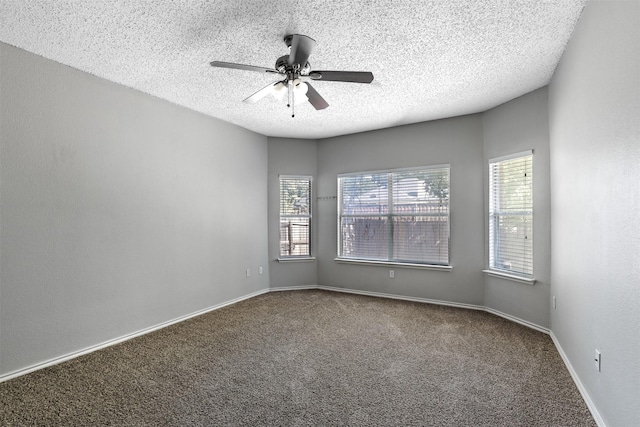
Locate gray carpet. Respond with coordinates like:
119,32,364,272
0,289,595,426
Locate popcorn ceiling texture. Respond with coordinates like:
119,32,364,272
0,1,587,139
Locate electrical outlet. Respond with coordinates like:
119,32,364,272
246,268,251,278
259,266,263,275
595,349,601,372
553,296,556,309
389,270,395,278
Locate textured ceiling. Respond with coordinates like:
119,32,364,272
0,1,586,139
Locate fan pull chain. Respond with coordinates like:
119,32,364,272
291,83,295,118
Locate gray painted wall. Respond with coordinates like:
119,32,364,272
267,137,317,288
3,3,637,423
271,92,553,331
316,116,485,305
0,43,270,375
548,1,640,425
482,87,551,328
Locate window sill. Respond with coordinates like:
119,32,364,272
335,258,452,271
277,257,316,263
482,269,536,285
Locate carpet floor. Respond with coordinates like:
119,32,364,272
0,289,596,426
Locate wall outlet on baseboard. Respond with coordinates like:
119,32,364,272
389,270,395,278
259,266,263,275
594,349,601,372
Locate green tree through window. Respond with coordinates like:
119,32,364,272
338,166,450,265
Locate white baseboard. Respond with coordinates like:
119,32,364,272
3,281,593,427
550,332,606,427
483,307,549,334
0,288,270,384
269,285,318,292
281,286,608,423
317,284,485,310
317,285,549,333
5,284,546,383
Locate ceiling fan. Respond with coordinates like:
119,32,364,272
210,34,374,117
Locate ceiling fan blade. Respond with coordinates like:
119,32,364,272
288,35,316,68
304,83,329,110
210,61,278,74
308,71,374,83
243,81,282,104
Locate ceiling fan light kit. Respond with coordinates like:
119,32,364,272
211,34,374,117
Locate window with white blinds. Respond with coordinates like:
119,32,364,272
489,151,533,277
337,166,450,265
280,176,312,257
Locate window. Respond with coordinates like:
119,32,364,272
337,166,450,266
488,151,533,277
279,175,312,258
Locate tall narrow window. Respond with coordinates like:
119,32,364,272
489,151,533,277
279,176,312,258
338,166,450,266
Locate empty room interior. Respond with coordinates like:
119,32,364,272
0,1,638,426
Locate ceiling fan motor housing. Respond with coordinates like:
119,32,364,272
275,55,310,76
211,33,373,113
275,55,289,73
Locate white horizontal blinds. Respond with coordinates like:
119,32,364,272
392,168,450,264
338,173,389,260
280,176,312,257
338,166,450,265
489,153,533,276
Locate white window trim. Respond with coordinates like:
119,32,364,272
277,257,316,263
482,269,536,285
279,175,313,259
487,150,534,279
337,165,451,267
279,174,313,181
335,258,452,271
488,150,533,164
338,164,451,177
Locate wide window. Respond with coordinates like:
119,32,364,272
488,151,533,277
337,166,450,266
279,176,312,258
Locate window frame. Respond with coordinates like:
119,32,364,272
278,175,313,260
487,150,534,280
336,165,451,268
